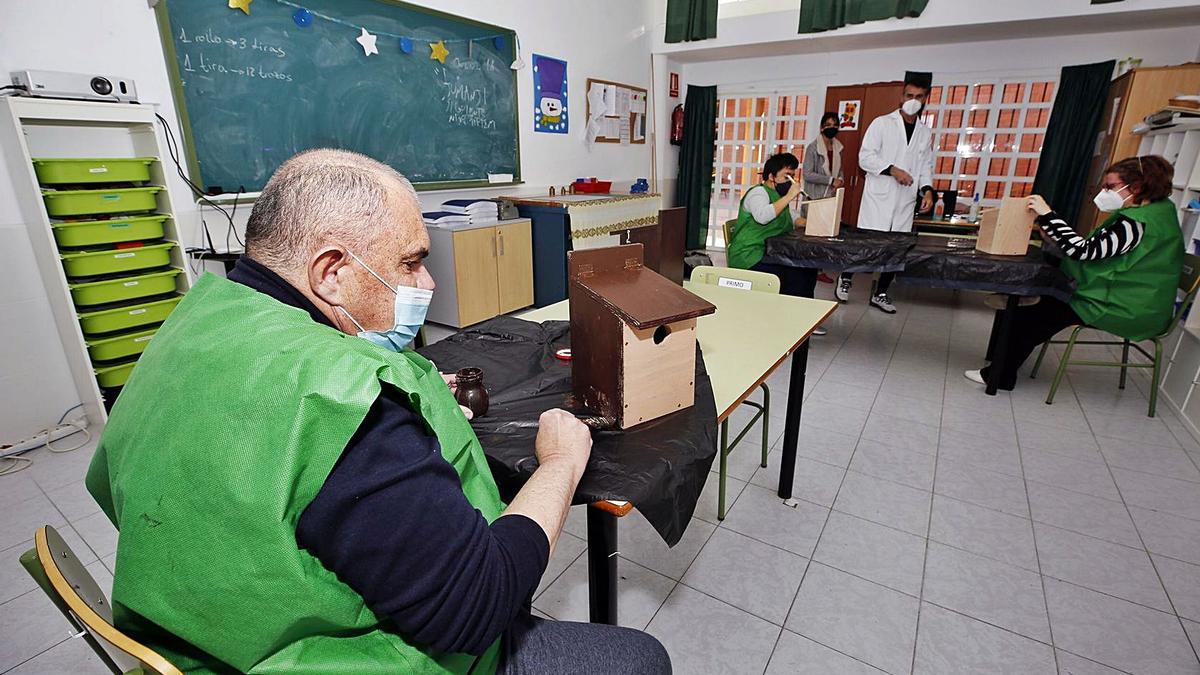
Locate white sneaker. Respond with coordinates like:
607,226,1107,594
813,325,828,336
963,369,985,385
870,293,897,314
835,277,851,303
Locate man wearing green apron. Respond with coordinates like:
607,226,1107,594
86,149,671,674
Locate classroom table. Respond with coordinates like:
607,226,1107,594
762,229,1073,396
518,281,835,624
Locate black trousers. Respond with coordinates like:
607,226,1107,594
982,297,1083,390
751,262,818,299
839,271,896,295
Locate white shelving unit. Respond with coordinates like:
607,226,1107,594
1138,117,1200,439
0,97,192,428
1137,118,1200,243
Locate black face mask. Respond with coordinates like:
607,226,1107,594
773,177,792,193
821,127,839,139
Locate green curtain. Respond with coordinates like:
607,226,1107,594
1031,60,1115,226
799,0,928,33
676,85,718,250
665,0,718,43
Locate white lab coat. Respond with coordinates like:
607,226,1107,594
858,110,934,233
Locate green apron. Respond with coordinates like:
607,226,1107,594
727,184,794,269
86,273,506,674
1060,199,1183,341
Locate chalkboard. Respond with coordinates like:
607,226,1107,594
155,0,521,192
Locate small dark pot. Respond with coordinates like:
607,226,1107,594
454,367,489,418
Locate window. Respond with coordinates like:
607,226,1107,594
710,92,811,247
926,78,1056,206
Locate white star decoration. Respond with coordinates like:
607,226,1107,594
356,27,378,56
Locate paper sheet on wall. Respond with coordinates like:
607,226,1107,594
586,119,601,144
588,84,606,119
604,85,619,116
631,92,646,114
632,113,645,141
619,118,631,145
617,88,632,117
603,118,620,138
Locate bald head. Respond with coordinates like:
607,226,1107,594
245,148,420,272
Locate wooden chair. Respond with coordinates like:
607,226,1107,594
20,525,181,675
1031,254,1200,417
691,265,780,519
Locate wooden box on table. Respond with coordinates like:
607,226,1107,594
975,197,1035,256
801,187,844,238
568,244,716,429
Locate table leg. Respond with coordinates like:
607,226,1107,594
777,340,809,500
586,504,618,625
984,295,1020,396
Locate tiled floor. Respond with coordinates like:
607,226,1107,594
6,279,1200,673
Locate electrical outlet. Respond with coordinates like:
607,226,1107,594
1,419,89,455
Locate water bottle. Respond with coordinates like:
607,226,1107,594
969,193,981,223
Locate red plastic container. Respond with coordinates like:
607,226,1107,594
574,181,612,194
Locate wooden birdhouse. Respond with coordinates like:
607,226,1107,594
975,197,1035,256
800,187,844,238
568,244,717,429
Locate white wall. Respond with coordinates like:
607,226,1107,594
0,0,656,442
681,25,1200,116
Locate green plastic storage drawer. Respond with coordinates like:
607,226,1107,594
52,214,168,247
60,243,175,278
69,269,182,307
32,157,155,185
87,327,158,362
78,295,182,336
42,187,162,217
94,359,139,388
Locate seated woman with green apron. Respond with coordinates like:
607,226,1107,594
965,155,1184,391
727,153,822,332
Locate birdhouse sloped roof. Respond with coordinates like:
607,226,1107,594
570,245,715,329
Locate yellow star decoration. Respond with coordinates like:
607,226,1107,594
429,41,450,64
228,0,253,14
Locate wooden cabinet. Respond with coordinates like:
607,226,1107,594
824,81,904,226
1078,64,1200,232
425,218,534,328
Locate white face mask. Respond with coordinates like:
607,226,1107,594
338,250,433,352
1093,185,1130,213
901,99,923,116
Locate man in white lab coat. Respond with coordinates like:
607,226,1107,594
835,71,936,314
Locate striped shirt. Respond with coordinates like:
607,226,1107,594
1037,211,1145,261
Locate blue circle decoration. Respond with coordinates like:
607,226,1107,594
399,37,413,54
493,36,506,51
292,8,313,27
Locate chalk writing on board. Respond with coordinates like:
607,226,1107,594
178,27,287,58
181,52,293,82
439,77,495,130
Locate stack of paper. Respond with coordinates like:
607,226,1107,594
442,199,499,225
423,211,471,228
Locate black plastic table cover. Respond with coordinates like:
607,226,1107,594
763,229,916,273
762,229,1074,300
418,316,718,547
901,235,1075,301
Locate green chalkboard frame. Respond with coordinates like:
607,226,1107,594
153,0,523,192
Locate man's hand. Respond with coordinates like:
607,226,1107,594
891,167,914,186
1027,195,1052,218
920,190,934,213
440,372,474,420
534,409,592,481
785,180,803,202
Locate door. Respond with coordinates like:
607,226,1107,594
496,220,534,314
825,85,865,225
452,226,500,326
1078,71,1132,232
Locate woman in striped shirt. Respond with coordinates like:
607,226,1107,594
966,155,1183,391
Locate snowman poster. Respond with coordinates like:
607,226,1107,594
533,54,568,134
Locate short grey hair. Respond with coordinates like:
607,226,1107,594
245,148,419,269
